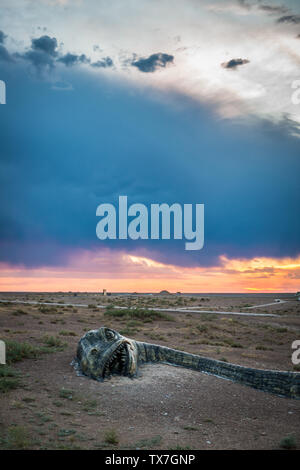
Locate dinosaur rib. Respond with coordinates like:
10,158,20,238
75,327,300,399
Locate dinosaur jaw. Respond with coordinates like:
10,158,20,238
102,339,137,379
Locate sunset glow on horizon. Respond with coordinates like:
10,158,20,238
0,250,299,293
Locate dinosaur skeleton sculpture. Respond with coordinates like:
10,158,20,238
74,327,300,399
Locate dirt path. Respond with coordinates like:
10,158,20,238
0,299,279,317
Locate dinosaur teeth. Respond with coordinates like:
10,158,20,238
102,343,129,379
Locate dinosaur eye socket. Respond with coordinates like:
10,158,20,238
105,330,115,340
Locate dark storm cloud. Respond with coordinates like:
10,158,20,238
0,31,163,75
132,53,174,73
0,31,7,44
22,35,113,71
17,35,59,70
221,58,250,69
21,49,55,69
0,60,299,269
238,1,289,16
58,52,90,66
9,33,111,72
91,57,113,68
0,45,12,62
259,5,289,15
31,35,58,56
0,31,12,62
277,15,300,24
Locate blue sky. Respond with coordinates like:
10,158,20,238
0,0,299,291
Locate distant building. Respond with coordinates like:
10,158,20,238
102,289,107,296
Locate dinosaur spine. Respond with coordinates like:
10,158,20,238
136,341,300,399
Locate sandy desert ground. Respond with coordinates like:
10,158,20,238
0,292,299,450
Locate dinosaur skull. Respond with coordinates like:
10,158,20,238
76,327,138,380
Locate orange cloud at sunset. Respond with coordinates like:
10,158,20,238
0,249,299,293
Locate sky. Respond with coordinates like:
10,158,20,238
0,0,300,292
